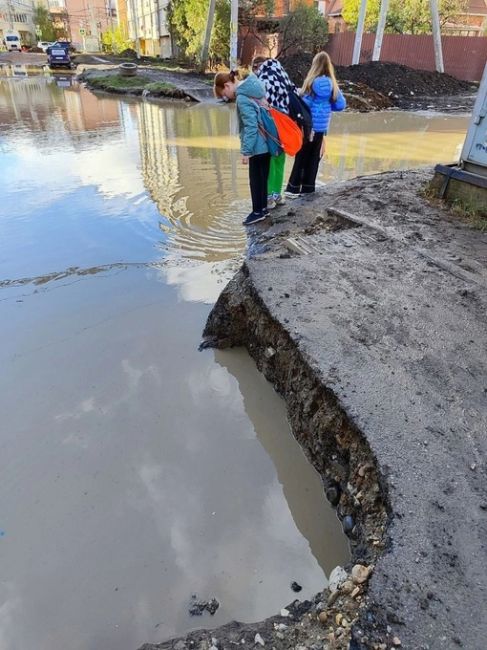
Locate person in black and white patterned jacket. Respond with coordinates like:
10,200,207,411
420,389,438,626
252,57,297,208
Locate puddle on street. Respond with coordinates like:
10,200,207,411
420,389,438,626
0,72,469,650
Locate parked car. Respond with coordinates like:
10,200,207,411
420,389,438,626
3,30,21,52
51,41,74,52
47,45,72,69
37,41,55,53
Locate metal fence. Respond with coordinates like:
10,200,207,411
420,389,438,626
324,33,487,81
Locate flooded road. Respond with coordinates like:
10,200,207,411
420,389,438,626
0,72,469,650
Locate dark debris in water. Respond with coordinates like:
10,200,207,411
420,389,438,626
188,595,220,616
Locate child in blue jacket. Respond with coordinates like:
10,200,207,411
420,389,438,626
285,51,346,196
214,71,270,226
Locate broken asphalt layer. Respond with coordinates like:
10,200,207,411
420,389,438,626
201,169,487,650
141,169,487,650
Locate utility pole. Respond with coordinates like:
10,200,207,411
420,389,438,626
372,0,389,61
200,0,216,73
229,0,238,72
88,3,99,49
7,0,14,29
129,0,141,56
352,0,367,65
155,0,162,56
429,0,444,73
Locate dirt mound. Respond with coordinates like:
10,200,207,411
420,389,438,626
280,53,314,88
119,48,138,59
281,54,393,111
336,61,476,97
280,55,476,111
340,79,393,111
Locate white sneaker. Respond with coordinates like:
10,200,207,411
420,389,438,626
267,196,277,209
284,191,301,199
273,193,285,205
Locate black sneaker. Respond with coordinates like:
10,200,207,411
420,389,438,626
242,211,266,226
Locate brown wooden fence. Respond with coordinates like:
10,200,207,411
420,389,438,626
324,33,487,81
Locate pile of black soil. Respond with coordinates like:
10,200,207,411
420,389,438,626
119,48,138,59
336,61,477,97
281,54,393,111
338,79,393,111
280,55,477,110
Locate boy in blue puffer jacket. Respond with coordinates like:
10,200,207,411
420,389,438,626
285,52,346,196
214,71,271,226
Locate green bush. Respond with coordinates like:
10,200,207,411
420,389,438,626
168,0,230,64
101,25,134,54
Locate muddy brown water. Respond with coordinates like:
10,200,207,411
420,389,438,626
0,72,469,650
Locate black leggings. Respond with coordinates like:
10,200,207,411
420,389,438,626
249,153,271,213
286,132,324,194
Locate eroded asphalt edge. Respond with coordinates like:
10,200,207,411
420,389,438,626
141,171,487,650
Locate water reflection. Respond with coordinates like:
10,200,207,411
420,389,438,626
138,101,246,262
321,111,468,182
0,74,469,277
0,268,339,650
215,348,348,574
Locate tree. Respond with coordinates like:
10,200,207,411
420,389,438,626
396,0,468,33
342,0,468,33
33,4,56,42
101,25,133,53
168,0,230,64
277,2,329,56
238,1,327,60
342,0,380,32
238,0,278,59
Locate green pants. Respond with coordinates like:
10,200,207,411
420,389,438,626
267,152,286,196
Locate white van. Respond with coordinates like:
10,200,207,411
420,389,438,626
4,30,22,52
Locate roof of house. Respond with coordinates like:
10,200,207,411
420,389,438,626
467,0,487,14
326,0,344,17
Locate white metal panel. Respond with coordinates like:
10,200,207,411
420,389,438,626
461,62,487,175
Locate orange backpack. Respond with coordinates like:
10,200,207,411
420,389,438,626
269,107,303,156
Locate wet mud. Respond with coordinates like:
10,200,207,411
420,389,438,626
144,168,487,650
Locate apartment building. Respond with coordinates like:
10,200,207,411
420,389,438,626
126,0,172,57
0,0,36,46
64,0,116,50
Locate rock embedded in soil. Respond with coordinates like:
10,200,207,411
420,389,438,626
342,515,355,534
351,564,372,585
328,566,348,593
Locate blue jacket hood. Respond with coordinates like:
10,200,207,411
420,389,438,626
235,74,269,157
312,76,333,98
236,74,266,100
303,75,346,133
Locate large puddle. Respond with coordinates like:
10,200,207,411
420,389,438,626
0,72,469,650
